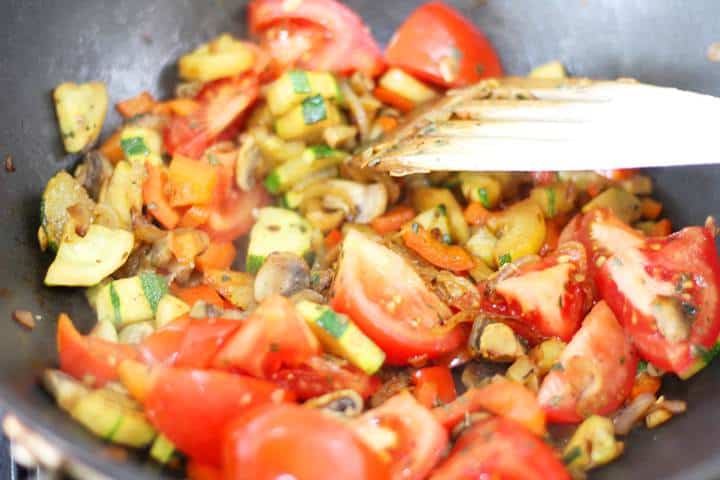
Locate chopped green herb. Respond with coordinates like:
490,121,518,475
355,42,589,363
109,283,122,326
546,188,557,218
308,144,336,158
637,360,648,373
302,95,327,125
120,136,149,157
310,272,320,285
563,446,583,466
246,255,265,274
140,272,168,313
477,187,490,208
316,310,349,339
288,70,311,94
499,253,512,266
264,172,281,194
436,203,448,216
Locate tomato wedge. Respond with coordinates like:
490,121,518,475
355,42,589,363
249,0,384,76
538,301,637,423
579,208,720,377
481,242,592,342
429,417,570,480
57,313,138,387
202,182,271,242
213,295,320,377
412,366,457,408
143,366,294,466
385,2,502,87
331,229,466,364
164,75,258,159
223,403,389,480
351,392,447,480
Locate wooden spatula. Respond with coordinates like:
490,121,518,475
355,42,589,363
354,77,720,176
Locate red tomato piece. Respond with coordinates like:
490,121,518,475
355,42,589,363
202,182,271,242
351,392,447,480
249,0,384,76
223,403,389,480
213,295,320,377
579,208,720,377
429,417,570,480
57,313,138,387
144,366,294,466
331,230,466,365
187,461,223,480
481,241,592,342
271,355,379,400
138,316,191,365
164,75,258,159
433,376,546,436
412,366,457,408
538,301,637,423
385,2,502,87
174,318,241,369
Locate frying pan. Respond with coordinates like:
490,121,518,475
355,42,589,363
1,1,720,478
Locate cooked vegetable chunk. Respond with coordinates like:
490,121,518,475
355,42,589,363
179,34,255,82
54,81,108,153
246,207,313,273
40,171,95,251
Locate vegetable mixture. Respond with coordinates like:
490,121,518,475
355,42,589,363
39,1,720,479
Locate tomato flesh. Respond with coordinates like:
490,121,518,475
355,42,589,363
412,366,457,408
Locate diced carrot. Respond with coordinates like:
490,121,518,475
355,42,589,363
324,228,343,248
143,164,180,229
630,373,661,400
169,229,209,264
99,129,125,164
116,91,157,119
596,169,639,181
373,86,416,113
196,242,237,272
171,284,225,309
370,206,416,234
377,115,399,133
154,98,201,117
179,206,211,228
402,224,474,272
167,155,219,207
464,202,490,226
650,218,672,237
641,198,663,220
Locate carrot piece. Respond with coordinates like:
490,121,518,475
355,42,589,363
630,373,661,400
167,155,219,207
402,224,474,272
377,115,399,133
154,98,201,117
171,284,225,309
143,164,180,229
463,202,490,226
373,86,416,113
116,91,157,119
324,228,343,248
169,229,209,264
370,206,416,234
99,129,125,164
650,218,672,237
179,206,211,228
596,168,639,181
641,198,663,220
196,242,237,272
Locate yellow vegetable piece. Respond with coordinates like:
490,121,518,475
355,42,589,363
529,61,567,79
486,199,546,267
563,415,623,471
179,34,254,82
53,81,108,153
411,187,469,244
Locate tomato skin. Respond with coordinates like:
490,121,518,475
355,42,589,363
385,2,502,87
57,313,138,387
331,230,465,364
139,317,190,365
429,417,570,480
412,366,457,408
213,295,320,377
538,301,637,423
144,367,294,466
202,183,271,242
249,0,384,76
351,392,447,480
579,208,720,377
174,318,242,369
223,403,390,480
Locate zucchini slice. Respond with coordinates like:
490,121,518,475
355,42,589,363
179,34,255,82
53,81,108,153
246,207,313,273
95,272,168,326
266,70,342,117
264,146,348,194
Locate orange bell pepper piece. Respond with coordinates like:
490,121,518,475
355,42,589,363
650,218,672,237
373,86,415,113
402,224,474,272
641,198,663,220
370,206,416,234
153,98,201,117
630,372,662,400
99,129,125,164
196,242,237,272
463,202,490,226
167,155,219,207
171,284,226,310
169,229,209,264
179,206,211,229
324,228,343,248
377,115,399,133
116,91,157,119
143,164,180,229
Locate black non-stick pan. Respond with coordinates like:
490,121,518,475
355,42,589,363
1,1,720,478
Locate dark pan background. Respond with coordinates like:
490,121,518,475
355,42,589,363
1,1,720,478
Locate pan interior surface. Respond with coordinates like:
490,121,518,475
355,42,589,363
0,1,719,478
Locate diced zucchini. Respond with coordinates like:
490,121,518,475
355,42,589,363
40,171,94,251
529,339,566,376
412,187,469,243
458,173,502,208
150,434,176,464
179,34,254,82
250,127,306,166
53,81,108,153
296,301,385,374
155,294,190,328
264,146,348,194
275,97,343,142
95,272,168,326
71,389,155,448
529,182,576,219
378,68,438,104
120,127,163,166
43,369,91,412
529,61,567,79
413,206,451,242
246,208,313,273
465,226,498,267
90,321,118,343
506,356,539,392
563,415,623,471
582,187,641,223
266,70,342,117
44,225,134,287
486,200,546,267
104,160,144,230
118,322,155,344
